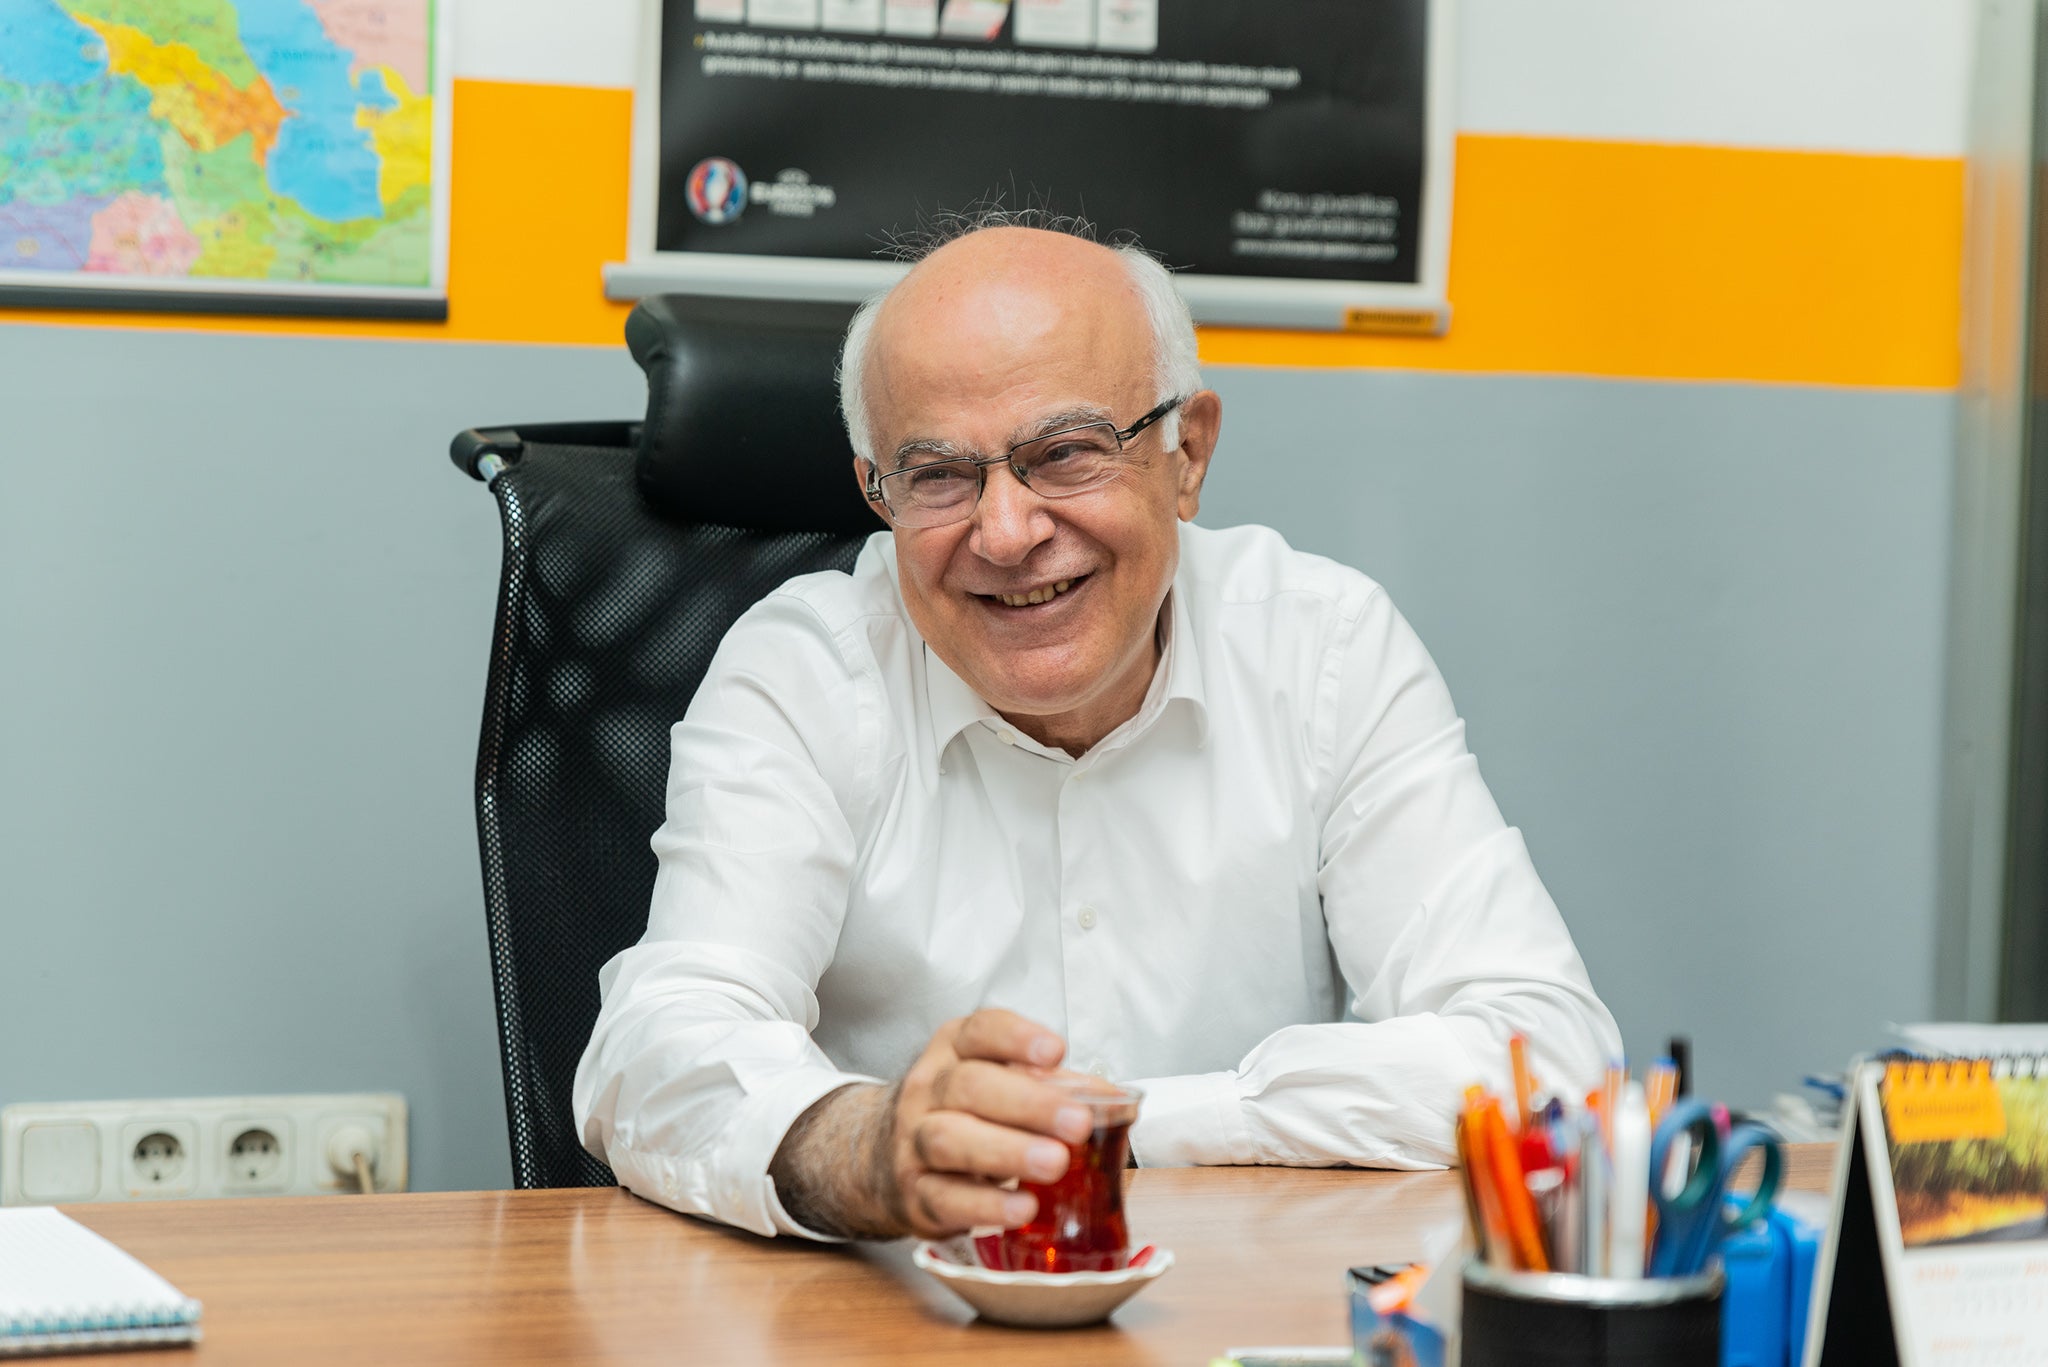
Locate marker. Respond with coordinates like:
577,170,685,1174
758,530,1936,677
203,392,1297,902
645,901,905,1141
1668,1035,1692,1098
1608,1081,1651,1278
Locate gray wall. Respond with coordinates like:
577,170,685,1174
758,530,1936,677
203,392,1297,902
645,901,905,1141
1,325,648,1192
0,322,1948,1190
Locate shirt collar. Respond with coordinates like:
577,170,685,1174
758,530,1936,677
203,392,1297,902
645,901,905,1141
919,551,1210,761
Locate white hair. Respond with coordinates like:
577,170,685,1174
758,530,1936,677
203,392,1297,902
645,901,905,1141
836,213,1202,465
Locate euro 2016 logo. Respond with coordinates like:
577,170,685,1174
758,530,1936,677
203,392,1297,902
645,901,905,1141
685,157,748,225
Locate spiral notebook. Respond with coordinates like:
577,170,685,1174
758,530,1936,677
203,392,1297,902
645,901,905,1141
0,1207,201,1357
1807,1052,2048,1367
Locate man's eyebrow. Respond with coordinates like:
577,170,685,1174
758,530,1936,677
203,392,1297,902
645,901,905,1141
883,405,1116,470
1010,405,1113,446
884,437,969,470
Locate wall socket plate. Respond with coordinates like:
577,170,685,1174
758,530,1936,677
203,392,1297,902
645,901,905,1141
0,1094,408,1205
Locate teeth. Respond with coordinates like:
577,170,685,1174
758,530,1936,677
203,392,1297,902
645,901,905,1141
998,578,1074,608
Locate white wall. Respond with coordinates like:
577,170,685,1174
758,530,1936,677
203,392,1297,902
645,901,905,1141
453,0,1977,155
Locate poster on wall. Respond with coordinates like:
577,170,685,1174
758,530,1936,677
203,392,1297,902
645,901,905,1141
608,0,1455,333
0,0,453,319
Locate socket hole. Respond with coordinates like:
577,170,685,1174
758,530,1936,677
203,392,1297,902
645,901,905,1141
132,1131,186,1184
228,1127,284,1184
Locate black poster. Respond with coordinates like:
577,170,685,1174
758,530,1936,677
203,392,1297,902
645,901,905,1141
644,0,1444,307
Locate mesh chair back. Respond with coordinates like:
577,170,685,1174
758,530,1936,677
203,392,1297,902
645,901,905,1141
473,428,868,1188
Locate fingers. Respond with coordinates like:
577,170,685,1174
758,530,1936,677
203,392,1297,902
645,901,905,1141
914,1109,1072,1185
906,1172,1037,1237
929,1059,1094,1145
952,1008,1066,1069
883,1011,1085,1239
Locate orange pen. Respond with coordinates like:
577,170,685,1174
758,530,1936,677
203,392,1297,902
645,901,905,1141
1646,1059,1677,1127
1479,1095,1550,1271
1462,1087,1514,1268
1454,1108,1490,1263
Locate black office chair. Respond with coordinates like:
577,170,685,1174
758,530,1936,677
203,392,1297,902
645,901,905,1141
450,295,875,1188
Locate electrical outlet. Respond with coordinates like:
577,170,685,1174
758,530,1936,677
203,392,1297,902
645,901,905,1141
222,1117,290,1191
121,1121,198,1198
0,1094,407,1204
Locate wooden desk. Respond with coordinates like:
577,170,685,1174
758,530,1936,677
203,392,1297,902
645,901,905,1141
61,1147,1835,1365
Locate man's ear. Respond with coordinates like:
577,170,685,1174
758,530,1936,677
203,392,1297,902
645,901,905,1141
1173,389,1222,522
853,458,892,527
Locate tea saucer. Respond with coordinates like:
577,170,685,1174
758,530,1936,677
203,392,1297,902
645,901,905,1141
911,1237,1175,1328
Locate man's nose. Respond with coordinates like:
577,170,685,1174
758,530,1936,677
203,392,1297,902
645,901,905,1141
968,462,1055,566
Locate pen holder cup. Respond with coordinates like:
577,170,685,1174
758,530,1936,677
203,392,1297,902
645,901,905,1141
1460,1262,1723,1367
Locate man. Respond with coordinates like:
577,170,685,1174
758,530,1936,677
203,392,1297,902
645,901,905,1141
573,218,1620,1241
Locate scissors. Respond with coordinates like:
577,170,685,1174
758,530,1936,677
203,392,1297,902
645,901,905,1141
1646,1099,1783,1277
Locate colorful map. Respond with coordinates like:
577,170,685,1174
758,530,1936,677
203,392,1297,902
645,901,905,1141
0,0,440,299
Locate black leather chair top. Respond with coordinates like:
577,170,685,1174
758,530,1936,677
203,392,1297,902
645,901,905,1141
627,294,874,534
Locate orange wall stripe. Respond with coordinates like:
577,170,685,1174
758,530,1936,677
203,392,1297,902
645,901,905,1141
0,94,1964,389
1203,134,1964,389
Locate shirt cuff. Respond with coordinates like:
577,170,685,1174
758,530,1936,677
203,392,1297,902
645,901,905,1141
1126,1071,1254,1167
721,1067,885,1239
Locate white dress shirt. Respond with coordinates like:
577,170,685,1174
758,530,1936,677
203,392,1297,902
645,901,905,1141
573,522,1621,1238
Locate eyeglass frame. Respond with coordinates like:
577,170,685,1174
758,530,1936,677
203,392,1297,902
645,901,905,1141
862,396,1187,526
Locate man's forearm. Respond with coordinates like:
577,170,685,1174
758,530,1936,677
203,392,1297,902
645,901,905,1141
769,1081,905,1239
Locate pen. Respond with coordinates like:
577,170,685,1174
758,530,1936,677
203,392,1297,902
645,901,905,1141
1548,1134,1580,1274
1645,1058,1677,1128
1479,1096,1550,1272
1577,1111,1609,1276
1608,1081,1651,1278
1462,1087,1514,1269
1452,1107,1489,1263
1526,1166,1565,1267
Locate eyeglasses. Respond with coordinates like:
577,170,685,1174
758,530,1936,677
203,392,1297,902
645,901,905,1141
864,397,1186,529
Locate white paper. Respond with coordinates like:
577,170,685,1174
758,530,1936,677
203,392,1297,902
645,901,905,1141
0,1208,198,1328
883,0,938,37
820,0,884,31
1892,1022,2048,1056
1015,0,1091,47
1094,0,1155,52
748,0,820,29
696,0,748,20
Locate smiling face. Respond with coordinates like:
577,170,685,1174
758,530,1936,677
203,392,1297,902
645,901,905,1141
855,229,1220,754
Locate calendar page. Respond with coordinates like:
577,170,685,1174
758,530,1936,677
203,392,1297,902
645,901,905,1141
1862,1059,2048,1367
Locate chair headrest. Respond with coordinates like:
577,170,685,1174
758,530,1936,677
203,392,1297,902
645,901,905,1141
627,295,879,534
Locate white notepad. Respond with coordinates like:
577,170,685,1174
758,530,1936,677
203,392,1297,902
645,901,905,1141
0,1207,201,1357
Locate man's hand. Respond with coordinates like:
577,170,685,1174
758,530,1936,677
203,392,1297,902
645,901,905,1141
770,1009,1096,1240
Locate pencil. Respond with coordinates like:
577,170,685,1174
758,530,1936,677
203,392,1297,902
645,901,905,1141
1509,1034,1534,1132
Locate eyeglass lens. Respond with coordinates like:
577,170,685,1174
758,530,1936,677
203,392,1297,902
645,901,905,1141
881,423,1126,525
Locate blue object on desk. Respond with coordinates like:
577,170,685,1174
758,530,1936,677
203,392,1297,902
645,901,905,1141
1650,1100,1785,1277
1719,1202,1824,1367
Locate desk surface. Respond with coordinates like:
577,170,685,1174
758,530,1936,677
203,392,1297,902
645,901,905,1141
61,1146,1834,1365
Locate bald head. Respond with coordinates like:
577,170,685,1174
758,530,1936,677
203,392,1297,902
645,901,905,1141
838,222,1201,464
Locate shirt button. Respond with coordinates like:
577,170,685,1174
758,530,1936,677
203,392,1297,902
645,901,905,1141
1077,906,1098,930
997,729,1015,745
